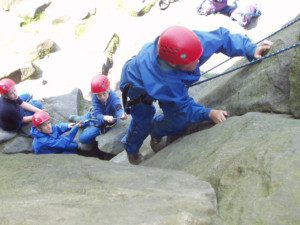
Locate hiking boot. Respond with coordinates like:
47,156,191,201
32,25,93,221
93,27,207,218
127,152,144,165
68,115,80,123
150,136,168,153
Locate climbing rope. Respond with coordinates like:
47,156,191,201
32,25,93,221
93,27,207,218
189,41,300,87
201,16,300,76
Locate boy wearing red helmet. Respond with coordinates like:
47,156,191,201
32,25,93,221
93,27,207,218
31,111,81,154
120,26,272,165
69,74,127,145
0,78,43,132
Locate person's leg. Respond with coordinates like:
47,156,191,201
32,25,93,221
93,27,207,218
77,142,116,160
151,110,187,139
19,93,32,102
19,93,43,117
122,102,155,164
152,100,211,139
151,101,211,152
63,142,78,154
28,99,43,109
79,126,101,144
122,103,155,153
150,111,188,153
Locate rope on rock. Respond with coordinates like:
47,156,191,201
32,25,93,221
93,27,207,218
200,16,300,77
189,41,300,87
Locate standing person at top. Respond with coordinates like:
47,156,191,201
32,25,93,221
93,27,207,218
120,26,272,165
0,78,43,132
68,74,127,145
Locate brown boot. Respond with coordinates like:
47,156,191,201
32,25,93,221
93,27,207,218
127,152,144,165
150,136,168,153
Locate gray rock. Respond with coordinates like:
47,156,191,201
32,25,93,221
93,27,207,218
0,128,17,144
290,42,300,118
96,119,130,155
33,39,58,60
144,112,300,225
43,88,84,122
0,154,219,225
2,63,37,83
11,0,50,21
2,135,32,154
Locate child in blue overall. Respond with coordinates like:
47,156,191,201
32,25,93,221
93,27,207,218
0,78,43,132
31,111,81,154
69,74,127,144
120,26,272,165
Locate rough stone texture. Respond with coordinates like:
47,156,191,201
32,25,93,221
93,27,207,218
0,154,219,225
144,112,300,225
96,119,129,155
11,0,50,19
0,128,17,144
1,135,32,154
190,15,300,117
43,88,84,122
33,39,58,60
290,41,300,118
4,64,37,83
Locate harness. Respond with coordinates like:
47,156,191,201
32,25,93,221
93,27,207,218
122,83,153,114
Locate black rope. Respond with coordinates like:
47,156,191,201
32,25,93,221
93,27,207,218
189,42,300,87
201,16,300,76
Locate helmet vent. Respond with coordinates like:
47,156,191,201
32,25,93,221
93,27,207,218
180,53,187,59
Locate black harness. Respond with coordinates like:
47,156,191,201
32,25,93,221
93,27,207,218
122,83,153,114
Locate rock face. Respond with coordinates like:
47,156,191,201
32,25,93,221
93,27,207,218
0,155,218,225
96,119,129,155
144,112,300,225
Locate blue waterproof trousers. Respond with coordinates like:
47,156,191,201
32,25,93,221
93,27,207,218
151,100,211,139
76,112,100,144
19,93,43,117
121,102,155,154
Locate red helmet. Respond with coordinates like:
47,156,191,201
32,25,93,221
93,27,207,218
91,74,110,94
32,111,50,127
0,78,15,95
158,26,203,65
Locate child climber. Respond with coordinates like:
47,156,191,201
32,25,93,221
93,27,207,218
197,0,261,28
69,74,127,144
0,78,43,132
31,111,81,154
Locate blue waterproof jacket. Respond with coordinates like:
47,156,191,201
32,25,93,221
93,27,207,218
31,123,79,154
120,27,257,119
92,91,125,125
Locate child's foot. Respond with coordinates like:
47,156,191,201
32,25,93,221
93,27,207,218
150,136,168,153
127,152,144,165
